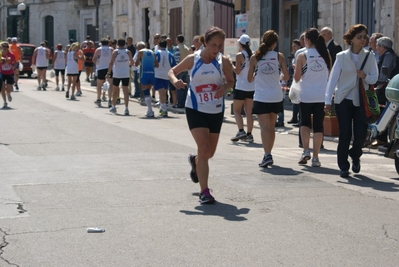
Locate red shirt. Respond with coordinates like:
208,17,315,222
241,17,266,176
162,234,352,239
0,52,16,75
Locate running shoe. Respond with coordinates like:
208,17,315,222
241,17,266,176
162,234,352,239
145,110,154,117
259,154,274,167
94,99,101,107
37,86,41,91
108,100,112,108
7,94,12,102
245,134,254,143
159,110,168,117
75,91,82,97
199,188,215,204
188,154,198,183
70,95,76,100
2,103,7,109
55,86,60,91
124,108,129,116
311,157,321,167
65,91,69,98
116,98,121,105
85,78,90,82
298,150,311,165
14,84,19,90
61,86,65,91
109,106,117,113
102,96,107,102
231,131,247,141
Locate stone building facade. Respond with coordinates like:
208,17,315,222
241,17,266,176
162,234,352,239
1,0,397,56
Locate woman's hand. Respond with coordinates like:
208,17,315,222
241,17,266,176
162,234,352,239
324,104,331,114
174,79,187,89
356,70,366,79
215,84,228,99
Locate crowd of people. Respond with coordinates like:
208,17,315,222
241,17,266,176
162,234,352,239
1,24,398,204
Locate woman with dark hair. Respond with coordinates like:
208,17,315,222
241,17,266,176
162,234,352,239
294,28,331,167
168,26,234,204
325,24,378,177
247,30,289,167
231,34,255,143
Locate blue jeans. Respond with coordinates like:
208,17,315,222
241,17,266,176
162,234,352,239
176,71,189,107
335,99,368,171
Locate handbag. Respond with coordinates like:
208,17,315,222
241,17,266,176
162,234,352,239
358,52,380,124
289,78,301,104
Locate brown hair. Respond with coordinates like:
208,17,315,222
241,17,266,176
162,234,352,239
199,26,226,47
254,30,278,61
343,24,368,45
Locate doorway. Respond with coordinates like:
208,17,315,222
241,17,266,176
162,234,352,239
283,3,299,57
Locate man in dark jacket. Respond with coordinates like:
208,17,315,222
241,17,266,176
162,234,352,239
321,27,342,65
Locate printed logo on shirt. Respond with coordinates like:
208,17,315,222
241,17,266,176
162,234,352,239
201,71,214,75
259,62,277,74
309,60,325,72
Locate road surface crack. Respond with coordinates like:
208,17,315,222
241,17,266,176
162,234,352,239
382,224,399,242
0,228,19,266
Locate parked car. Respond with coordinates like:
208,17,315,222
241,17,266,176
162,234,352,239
19,43,36,78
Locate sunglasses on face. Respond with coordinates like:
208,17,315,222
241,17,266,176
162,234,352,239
2,46,9,48
356,35,368,40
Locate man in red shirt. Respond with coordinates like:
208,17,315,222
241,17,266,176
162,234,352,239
0,42,16,109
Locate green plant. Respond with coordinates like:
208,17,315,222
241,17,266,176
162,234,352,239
326,98,336,116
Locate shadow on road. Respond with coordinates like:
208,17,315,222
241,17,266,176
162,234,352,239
180,201,250,221
338,174,399,192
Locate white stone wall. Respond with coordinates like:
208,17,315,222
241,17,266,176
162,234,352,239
317,0,397,52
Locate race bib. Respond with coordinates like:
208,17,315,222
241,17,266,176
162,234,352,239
195,84,219,104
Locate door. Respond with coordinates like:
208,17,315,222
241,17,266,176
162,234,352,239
260,0,279,35
214,0,234,38
356,0,375,34
169,7,182,44
298,0,316,32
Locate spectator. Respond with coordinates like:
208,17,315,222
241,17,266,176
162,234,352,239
173,34,190,108
370,37,398,147
325,24,378,178
320,27,343,65
369,33,384,63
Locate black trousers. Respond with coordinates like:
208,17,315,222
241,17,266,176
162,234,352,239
335,99,368,171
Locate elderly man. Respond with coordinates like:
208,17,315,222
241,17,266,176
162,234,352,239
375,37,397,104
369,32,384,63
320,27,342,65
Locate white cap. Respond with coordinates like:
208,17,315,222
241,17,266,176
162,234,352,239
237,34,250,45
11,37,18,42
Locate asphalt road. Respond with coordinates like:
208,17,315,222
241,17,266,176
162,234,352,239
0,75,398,267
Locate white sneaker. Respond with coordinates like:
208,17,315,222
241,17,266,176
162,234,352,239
124,108,129,116
311,157,321,167
145,110,154,117
298,150,311,165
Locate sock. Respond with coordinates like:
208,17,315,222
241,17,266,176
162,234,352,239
145,97,152,111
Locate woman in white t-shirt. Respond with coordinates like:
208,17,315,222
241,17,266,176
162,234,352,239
294,28,331,167
231,34,255,143
248,30,289,168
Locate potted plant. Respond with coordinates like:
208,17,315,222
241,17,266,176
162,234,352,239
324,99,339,136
